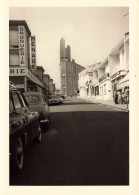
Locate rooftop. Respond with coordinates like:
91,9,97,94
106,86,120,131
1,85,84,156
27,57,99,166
9,20,31,36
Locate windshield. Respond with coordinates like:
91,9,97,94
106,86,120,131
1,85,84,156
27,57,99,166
49,95,58,99
24,95,41,104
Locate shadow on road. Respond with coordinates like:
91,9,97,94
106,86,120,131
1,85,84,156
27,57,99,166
10,110,129,186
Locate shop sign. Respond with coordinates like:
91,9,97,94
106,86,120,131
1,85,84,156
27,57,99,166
111,71,120,80
10,67,43,87
31,36,36,70
18,26,25,66
10,68,26,76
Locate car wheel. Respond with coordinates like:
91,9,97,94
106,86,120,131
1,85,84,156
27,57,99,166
36,124,42,142
14,137,24,170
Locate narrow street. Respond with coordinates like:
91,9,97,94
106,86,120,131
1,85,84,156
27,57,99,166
10,97,129,186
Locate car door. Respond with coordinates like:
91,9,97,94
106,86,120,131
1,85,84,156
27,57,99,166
18,92,40,144
42,95,50,118
10,91,39,145
10,91,27,146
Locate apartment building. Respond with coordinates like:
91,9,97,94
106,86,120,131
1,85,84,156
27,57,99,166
78,63,100,98
9,20,45,93
78,32,129,101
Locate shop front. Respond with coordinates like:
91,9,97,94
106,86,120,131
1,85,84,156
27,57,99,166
117,72,129,91
9,67,44,93
110,70,127,96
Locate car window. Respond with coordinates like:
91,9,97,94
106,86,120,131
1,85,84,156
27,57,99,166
12,92,22,109
19,94,26,107
50,95,58,99
25,95,40,104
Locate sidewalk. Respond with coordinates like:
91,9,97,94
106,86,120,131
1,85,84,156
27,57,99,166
78,96,129,112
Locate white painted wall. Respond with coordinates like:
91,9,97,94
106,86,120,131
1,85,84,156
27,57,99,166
99,80,113,100
109,55,120,76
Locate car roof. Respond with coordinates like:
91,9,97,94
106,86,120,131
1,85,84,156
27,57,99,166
50,95,58,97
24,92,43,96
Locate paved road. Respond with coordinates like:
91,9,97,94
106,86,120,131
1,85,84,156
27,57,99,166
10,97,129,185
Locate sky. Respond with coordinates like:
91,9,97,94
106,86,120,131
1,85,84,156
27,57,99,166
9,7,129,88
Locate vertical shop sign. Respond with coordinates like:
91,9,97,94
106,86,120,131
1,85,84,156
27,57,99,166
18,26,25,66
31,36,36,69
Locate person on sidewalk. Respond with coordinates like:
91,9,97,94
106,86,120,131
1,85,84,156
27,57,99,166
121,92,125,104
117,90,122,104
124,87,129,109
114,91,118,104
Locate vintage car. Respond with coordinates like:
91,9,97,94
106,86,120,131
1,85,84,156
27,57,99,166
56,94,64,104
9,82,42,171
48,95,60,105
24,92,50,127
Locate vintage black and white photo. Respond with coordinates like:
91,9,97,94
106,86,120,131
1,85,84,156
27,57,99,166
1,1,139,194
9,7,129,186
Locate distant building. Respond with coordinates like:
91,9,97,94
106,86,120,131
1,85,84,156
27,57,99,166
78,63,101,97
60,38,84,96
49,79,55,95
43,74,50,97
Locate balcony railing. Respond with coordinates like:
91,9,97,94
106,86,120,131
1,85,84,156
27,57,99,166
99,73,109,83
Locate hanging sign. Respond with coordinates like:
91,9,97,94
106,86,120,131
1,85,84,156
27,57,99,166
18,26,25,66
31,36,36,70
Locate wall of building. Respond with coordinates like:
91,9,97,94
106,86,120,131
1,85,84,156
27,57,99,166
98,68,105,79
33,66,44,81
60,38,84,96
109,55,120,76
9,25,30,69
99,80,113,100
78,33,129,101
125,40,129,69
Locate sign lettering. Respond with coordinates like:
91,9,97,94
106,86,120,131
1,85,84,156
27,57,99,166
10,68,26,75
31,36,36,70
18,26,25,66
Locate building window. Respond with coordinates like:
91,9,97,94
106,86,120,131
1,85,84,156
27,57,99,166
9,53,19,66
104,84,107,95
9,30,19,47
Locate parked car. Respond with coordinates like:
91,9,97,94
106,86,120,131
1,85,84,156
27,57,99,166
57,94,64,104
48,95,60,105
24,92,50,127
9,82,41,171
61,95,65,99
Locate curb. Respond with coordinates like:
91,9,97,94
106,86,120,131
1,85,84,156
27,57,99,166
78,98,128,112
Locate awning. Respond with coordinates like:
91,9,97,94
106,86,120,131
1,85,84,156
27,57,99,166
117,73,129,90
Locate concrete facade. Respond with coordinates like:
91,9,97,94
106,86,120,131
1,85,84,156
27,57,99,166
9,20,44,93
60,38,84,96
9,20,55,95
78,32,129,102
